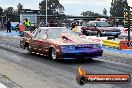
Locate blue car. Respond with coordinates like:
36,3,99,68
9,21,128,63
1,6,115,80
11,22,19,31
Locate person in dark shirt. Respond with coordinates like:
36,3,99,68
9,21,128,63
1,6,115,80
71,22,76,30
6,18,11,32
49,20,54,27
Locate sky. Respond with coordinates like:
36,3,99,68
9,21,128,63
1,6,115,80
0,0,132,16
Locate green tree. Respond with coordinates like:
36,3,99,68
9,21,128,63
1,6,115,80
103,8,107,16
4,7,15,15
17,3,23,15
39,0,64,15
81,11,102,17
0,7,3,16
110,0,128,17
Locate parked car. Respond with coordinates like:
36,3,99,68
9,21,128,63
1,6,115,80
81,21,121,38
115,25,132,38
11,22,19,31
20,27,103,60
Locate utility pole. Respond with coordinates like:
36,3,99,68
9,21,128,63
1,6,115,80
128,6,130,41
46,0,48,26
124,6,131,41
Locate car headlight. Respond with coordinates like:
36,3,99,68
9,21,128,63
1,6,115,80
93,44,102,48
61,45,75,50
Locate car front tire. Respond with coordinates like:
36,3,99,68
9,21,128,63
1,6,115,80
49,48,57,60
97,31,102,37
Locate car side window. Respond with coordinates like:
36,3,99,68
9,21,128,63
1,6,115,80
88,23,92,27
35,29,47,39
86,23,90,27
32,28,38,38
91,23,96,27
41,30,47,39
35,29,43,39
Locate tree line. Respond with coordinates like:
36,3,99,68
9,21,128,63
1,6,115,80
0,3,23,16
0,0,129,17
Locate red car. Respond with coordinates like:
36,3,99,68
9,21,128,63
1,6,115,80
81,21,121,38
20,27,103,60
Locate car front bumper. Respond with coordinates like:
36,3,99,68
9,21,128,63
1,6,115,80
60,49,103,59
101,32,121,36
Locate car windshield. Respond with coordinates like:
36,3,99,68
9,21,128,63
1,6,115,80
82,22,87,26
96,22,111,27
47,28,79,39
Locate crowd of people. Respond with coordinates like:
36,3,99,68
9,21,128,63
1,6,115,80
0,17,127,37
0,18,31,36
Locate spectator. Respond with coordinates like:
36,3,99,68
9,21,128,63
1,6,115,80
39,20,46,27
111,17,116,27
49,20,54,27
6,18,11,33
71,22,78,32
71,22,76,30
24,18,31,31
19,23,25,37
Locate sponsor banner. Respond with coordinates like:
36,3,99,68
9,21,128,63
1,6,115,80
120,40,132,50
102,40,120,49
86,36,107,45
76,67,131,85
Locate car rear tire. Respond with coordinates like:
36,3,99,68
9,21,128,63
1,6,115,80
27,45,32,54
49,48,57,60
97,31,102,37
88,58,93,62
114,35,118,38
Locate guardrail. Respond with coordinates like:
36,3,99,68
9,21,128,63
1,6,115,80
102,40,120,49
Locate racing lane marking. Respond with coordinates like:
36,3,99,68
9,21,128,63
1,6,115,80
102,46,132,55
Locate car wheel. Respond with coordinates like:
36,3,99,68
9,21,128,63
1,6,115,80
76,76,87,85
97,31,102,37
114,35,118,38
50,48,57,60
27,45,32,54
82,30,87,35
88,58,93,62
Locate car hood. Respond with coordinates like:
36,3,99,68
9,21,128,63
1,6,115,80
48,35,99,45
97,27,120,31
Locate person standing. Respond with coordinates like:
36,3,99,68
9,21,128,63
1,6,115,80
6,18,11,33
24,18,31,31
19,23,25,37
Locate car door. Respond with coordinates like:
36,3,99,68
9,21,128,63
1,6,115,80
32,28,49,54
20,32,28,48
30,28,42,52
86,22,95,35
36,29,48,54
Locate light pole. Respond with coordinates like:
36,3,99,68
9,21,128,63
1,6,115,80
46,0,48,26
127,6,130,41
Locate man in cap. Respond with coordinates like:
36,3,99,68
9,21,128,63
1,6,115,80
24,18,31,31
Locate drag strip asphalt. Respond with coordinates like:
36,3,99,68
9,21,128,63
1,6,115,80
0,36,132,88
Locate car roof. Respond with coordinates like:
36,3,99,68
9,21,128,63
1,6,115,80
89,21,106,23
39,27,66,30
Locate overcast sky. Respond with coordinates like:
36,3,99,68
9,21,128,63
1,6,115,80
0,0,132,16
